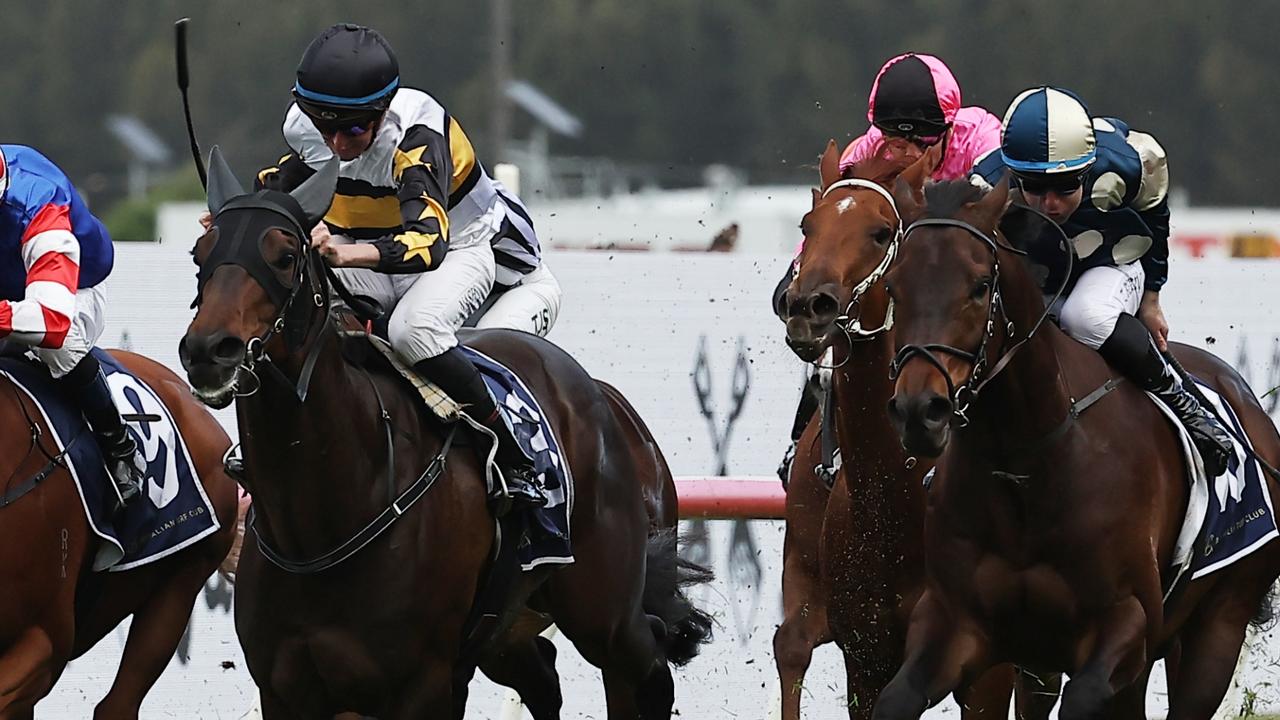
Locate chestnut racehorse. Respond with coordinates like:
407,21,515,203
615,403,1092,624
776,143,1049,718
0,349,238,719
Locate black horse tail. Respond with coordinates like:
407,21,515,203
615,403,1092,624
642,527,714,666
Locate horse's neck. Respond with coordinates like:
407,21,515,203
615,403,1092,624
830,292,922,512
963,258,1074,468
831,337,896,456
237,323,397,557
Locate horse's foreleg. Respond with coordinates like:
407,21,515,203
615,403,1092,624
954,664,1013,719
0,626,61,719
1057,596,1148,720
94,564,211,719
871,592,985,720
384,657,455,720
1013,669,1061,720
774,597,829,719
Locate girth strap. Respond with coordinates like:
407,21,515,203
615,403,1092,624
250,424,458,575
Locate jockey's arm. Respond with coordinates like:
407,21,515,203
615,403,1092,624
1126,128,1171,294
365,125,452,274
0,193,81,349
1127,128,1172,347
1136,196,1170,294
255,151,315,193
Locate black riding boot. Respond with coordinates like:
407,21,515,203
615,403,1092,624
1099,313,1234,478
60,354,144,507
414,348,547,515
778,372,822,484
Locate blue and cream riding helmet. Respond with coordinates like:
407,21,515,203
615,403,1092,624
999,87,1097,176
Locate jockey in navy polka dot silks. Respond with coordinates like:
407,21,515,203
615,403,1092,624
972,87,1234,477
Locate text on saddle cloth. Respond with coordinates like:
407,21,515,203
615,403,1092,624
0,349,220,572
1157,377,1278,591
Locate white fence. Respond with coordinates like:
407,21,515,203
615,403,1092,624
35,204,1280,717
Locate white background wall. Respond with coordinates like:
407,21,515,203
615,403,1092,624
37,203,1280,718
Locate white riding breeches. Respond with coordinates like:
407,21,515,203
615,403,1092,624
34,283,107,378
1051,261,1145,350
332,241,495,363
474,264,563,337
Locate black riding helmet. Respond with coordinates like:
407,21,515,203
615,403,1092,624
293,23,399,124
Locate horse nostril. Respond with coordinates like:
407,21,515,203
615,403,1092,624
887,396,903,423
810,292,838,320
211,336,246,364
178,335,194,370
924,395,953,425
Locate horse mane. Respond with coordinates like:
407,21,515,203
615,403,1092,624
922,179,986,219
842,139,915,186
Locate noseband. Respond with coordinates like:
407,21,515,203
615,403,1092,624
889,209,1072,427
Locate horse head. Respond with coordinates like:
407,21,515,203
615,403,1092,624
884,175,1012,457
179,147,338,408
781,139,937,362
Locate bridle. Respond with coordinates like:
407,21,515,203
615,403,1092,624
888,207,1073,427
193,199,380,403
812,178,902,356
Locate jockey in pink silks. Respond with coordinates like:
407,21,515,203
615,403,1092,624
837,52,1001,180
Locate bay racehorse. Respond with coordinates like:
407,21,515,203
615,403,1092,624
875,177,1280,718
178,148,711,719
0,349,238,718
777,142,1049,718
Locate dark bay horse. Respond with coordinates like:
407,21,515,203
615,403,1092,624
0,351,238,718
875,177,1280,719
776,142,1034,718
178,149,711,719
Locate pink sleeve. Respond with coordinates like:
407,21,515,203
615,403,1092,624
953,108,1002,167
969,111,1003,160
838,128,883,173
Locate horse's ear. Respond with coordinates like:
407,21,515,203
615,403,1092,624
972,171,1012,226
206,146,246,215
892,173,923,220
897,144,938,196
819,139,842,191
811,187,822,208
290,157,339,227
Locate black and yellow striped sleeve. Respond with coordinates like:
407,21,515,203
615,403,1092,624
254,151,315,192
369,123,453,273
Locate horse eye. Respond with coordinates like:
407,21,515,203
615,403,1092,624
274,252,297,270
971,278,992,301
872,227,892,246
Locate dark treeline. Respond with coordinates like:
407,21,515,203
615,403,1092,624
2,1,1274,211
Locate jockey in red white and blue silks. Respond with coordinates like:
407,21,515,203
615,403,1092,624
0,144,145,504
839,52,1002,182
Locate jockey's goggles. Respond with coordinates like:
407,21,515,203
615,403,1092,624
1015,171,1086,197
296,100,383,138
876,121,949,148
